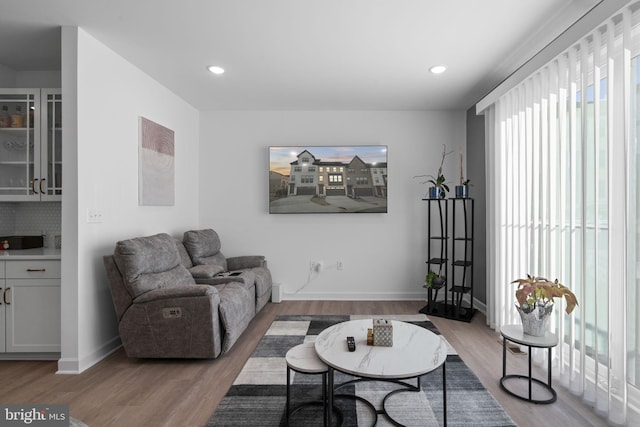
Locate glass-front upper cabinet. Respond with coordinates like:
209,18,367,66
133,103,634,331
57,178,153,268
43,89,62,198
0,88,61,201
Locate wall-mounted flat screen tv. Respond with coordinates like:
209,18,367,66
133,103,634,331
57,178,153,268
269,145,388,214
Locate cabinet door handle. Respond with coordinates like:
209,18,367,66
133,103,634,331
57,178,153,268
3,287,9,305
31,179,39,194
26,268,46,272
40,178,45,194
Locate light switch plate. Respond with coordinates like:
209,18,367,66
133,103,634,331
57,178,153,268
87,208,104,223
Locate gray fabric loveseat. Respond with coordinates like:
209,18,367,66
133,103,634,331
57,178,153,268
103,229,272,358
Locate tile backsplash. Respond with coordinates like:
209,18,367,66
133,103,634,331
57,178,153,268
0,202,61,236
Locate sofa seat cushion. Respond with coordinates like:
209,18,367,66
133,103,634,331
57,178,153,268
233,269,256,291
215,283,255,353
188,264,225,279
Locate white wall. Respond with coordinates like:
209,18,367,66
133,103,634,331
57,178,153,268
15,71,61,88
58,27,200,373
0,64,16,86
0,65,60,88
199,111,466,300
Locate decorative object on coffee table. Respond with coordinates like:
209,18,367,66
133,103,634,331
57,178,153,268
372,318,393,347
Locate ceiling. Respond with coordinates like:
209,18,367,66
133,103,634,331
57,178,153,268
0,0,599,111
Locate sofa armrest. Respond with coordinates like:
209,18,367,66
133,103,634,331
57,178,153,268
133,284,219,304
227,255,266,270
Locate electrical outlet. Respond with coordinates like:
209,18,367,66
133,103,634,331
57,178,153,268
310,260,323,273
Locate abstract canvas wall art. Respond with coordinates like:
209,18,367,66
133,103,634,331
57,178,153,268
139,116,175,206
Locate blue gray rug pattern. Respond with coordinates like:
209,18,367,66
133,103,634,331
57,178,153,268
207,314,516,426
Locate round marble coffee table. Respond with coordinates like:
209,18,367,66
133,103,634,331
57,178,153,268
315,319,448,426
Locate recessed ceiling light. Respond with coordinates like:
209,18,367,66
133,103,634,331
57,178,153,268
208,66,225,75
429,65,447,74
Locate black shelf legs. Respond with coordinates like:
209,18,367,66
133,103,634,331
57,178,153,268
421,198,476,323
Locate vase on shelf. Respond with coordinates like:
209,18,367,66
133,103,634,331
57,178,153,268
455,185,469,198
428,187,444,199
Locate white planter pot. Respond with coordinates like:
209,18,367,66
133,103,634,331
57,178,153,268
516,303,553,337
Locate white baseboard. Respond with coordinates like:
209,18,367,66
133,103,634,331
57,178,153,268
283,291,428,300
56,336,122,374
281,291,489,316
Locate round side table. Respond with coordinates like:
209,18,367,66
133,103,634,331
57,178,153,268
285,342,330,427
500,324,558,404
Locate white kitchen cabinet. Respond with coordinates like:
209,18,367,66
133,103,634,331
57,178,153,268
0,88,62,201
0,260,60,355
0,261,4,352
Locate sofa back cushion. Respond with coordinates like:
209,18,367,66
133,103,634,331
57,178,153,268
174,238,194,268
183,229,228,271
113,233,195,298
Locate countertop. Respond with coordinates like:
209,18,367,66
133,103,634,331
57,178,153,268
0,248,61,260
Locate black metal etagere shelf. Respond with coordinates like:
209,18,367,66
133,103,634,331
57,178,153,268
420,197,476,322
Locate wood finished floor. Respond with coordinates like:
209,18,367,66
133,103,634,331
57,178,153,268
0,301,610,427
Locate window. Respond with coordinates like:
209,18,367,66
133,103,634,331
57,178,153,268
301,175,314,184
482,8,640,423
329,174,342,183
308,166,316,172
293,166,302,172
630,55,640,388
301,156,310,163
356,177,368,185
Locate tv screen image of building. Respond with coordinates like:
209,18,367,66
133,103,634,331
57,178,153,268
269,145,388,214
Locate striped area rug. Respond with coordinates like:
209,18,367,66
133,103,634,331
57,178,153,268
207,314,515,427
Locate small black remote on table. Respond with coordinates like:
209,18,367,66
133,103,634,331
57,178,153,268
347,336,356,352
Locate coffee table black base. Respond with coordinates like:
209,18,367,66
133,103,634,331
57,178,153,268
287,401,343,427
335,378,419,427
330,365,447,427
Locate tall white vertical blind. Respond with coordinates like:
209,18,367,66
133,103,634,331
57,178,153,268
484,2,640,425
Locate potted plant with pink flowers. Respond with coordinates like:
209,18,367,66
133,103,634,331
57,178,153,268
511,274,578,336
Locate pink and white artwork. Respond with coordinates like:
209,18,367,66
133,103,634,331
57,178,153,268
139,116,175,206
